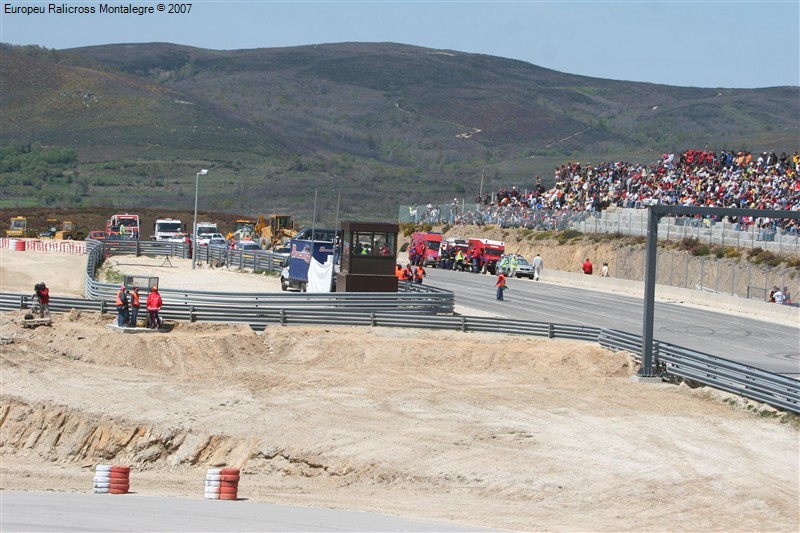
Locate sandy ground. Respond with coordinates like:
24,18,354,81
1,249,799,532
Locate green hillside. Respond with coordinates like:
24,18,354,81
1,42,798,225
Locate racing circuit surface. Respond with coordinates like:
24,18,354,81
423,268,800,377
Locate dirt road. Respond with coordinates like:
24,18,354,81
0,250,798,531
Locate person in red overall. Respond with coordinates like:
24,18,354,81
34,282,50,318
496,271,506,301
146,286,163,329
582,258,593,275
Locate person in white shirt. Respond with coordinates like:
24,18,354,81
532,254,543,281
773,289,784,305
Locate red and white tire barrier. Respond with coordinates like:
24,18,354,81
0,238,86,254
94,464,131,494
204,467,240,500
7,239,25,251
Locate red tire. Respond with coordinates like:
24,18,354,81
219,474,240,482
109,472,130,481
218,486,238,495
111,465,131,473
219,493,238,500
220,468,240,475
109,488,129,494
109,482,130,489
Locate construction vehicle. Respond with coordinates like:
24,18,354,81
55,221,84,240
255,214,297,249
6,216,37,238
38,218,60,238
225,219,256,242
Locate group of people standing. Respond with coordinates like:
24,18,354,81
115,285,163,329
395,263,426,284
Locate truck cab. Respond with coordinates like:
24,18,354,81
154,218,183,241
409,231,443,267
467,238,505,274
107,214,140,239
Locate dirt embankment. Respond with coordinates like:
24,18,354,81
1,307,798,532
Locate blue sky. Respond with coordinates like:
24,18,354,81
2,1,798,88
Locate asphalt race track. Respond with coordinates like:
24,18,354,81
0,492,496,532
424,268,800,378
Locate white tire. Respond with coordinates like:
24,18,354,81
93,488,110,494
95,465,112,472
205,481,221,487
205,474,222,481
206,468,222,475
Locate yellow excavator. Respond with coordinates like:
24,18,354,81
224,219,256,242
56,221,84,240
39,219,83,240
255,214,296,249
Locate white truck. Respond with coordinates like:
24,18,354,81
153,218,183,241
195,221,218,236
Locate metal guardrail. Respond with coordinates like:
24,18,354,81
3,240,797,415
83,239,454,314
598,329,799,414
2,291,797,414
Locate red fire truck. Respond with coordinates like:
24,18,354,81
467,238,505,274
409,231,443,267
106,213,140,239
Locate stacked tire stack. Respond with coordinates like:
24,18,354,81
204,467,240,500
94,465,131,494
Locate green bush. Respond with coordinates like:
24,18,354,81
556,229,582,245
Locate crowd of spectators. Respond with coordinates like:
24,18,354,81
410,149,800,235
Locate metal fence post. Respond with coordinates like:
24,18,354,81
699,258,704,291
548,323,554,339
189,306,196,323
684,255,689,289
280,309,286,326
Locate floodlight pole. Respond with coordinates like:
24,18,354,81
192,169,208,270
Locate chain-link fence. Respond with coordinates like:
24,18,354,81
609,248,797,303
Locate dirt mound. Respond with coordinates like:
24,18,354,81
2,311,798,531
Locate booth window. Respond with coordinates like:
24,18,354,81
351,231,395,256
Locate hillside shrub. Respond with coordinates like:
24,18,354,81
556,229,582,245
750,249,782,267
